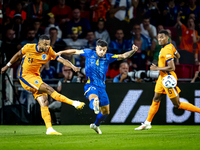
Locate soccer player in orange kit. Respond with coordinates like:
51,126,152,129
1,35,85,135
135,30,200,130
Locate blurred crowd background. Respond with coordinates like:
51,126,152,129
0,0,200,88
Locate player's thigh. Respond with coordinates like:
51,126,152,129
100,104,110,115
36,95,49,107
155,76,165,95
39,82,55,95
84,84,99,101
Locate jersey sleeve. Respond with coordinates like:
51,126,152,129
107,53,118,63
172,44,177,54
79,49,92,57
165,47,174,65
181,24,187,33
21,44,29,55
48,47,59,60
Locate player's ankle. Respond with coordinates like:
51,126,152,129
47,127,53,130
144,120,151,125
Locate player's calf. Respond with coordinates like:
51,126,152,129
89,97,100,114
93,98,99,114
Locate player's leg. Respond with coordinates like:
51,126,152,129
170,94,200,113
135,76,164,130
89,94,100,114
90,89,110,134
135,92,162,130
88,94,102,134
39,83,85,109
36,95,62,135
95,105,109,126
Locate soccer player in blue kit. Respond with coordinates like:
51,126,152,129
58,39,138,134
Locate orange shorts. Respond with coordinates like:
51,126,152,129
155,75,181,99
19,74,47,99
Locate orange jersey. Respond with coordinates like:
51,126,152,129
180,24,198,54
90,0,110,22
19,44,59,77
155,43,181,98
158,43,177,79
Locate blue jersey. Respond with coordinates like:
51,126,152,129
80,49,118,88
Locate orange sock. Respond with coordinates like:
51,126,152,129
178,102,200,113
146,101,161,122
41,107,52,129
51,91,73,105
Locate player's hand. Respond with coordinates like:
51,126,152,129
121,72,128,80
1,65,9,74
150,63,158,71
132,44,138,52
72,66,80,72
57,51,63,56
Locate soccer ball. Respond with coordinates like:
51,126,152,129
162,75,177,89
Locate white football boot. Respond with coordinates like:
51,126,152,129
73,100,85,109
46,127,62,135
90,123,102,134
135,122,152,130
93,98,99,114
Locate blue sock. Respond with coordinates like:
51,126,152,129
95,111,108,126
89,99,94,109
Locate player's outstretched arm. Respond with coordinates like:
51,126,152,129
1,50,23,74
57,49,82,56
57,56,80,72
117,44,138,60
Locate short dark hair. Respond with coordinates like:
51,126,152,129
158,30,169,36
39,34,50,40
27,27,35,33
96,39,108,47
87,29,94,34
33,18,41,23
143,15,150,20
49,27,58,32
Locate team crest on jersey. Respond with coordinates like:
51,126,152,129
42,54,47,60
35,80,39,84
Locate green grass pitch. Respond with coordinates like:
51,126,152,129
0,125,200,150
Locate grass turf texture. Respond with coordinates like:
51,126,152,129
0,125,199,150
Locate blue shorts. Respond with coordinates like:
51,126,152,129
84,84,109,107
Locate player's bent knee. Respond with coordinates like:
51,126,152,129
102,110,110,115
153,97,161,103
37,95,49,107
43,99,49,106
173,104,180,108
